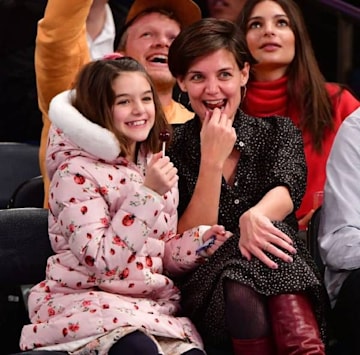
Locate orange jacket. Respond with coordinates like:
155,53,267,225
35,0,92,207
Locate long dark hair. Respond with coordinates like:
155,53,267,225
238,0,336,152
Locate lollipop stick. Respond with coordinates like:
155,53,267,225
162,142,166,156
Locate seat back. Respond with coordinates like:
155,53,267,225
0,142,40,209
7,175,44,209
0,207,52,284
307,206,324,274
0,207,52,354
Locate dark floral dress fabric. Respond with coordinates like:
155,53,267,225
168,110,328,347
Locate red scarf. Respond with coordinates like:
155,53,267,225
243,76,359,221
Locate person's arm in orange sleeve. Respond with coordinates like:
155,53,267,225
35,0,92,207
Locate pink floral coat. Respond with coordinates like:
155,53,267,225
20,91,206,353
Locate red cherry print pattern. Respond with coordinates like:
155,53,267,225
100,217,109,227
146,256,153,267
99,186,108,195
105,269,116,277
122,214,135,226
119,267,129,279
82,300,91,307
74,173,85,184
87,275,96,283
85,255,95,266
127,253,136,263
69,323,80,332
80,206,87,215
113,235,126,247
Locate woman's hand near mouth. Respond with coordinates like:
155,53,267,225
200,108,236,168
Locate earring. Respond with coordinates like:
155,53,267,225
176,90,192,110
241,85,247,101
177,91,183,103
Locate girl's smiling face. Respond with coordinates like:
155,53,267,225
177,48,249,121
112,71,155,154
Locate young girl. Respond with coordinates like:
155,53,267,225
19,57,230,355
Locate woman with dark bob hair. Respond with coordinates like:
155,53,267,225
167,17,327,354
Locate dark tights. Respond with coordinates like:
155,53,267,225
109,330,158,354
17,331,205,355
224,279,271,339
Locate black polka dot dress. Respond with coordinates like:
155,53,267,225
168,110,328,347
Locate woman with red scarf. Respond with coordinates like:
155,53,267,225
238,0,359,229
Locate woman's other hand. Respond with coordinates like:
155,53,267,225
239,208,297,269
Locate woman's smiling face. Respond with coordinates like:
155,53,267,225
177,48,249,121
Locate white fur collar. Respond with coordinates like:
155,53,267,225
48,90,121,161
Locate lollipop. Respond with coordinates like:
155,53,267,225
159,130,171,156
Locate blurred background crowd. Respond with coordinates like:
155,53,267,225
0,0,358,146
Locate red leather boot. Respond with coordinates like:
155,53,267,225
268,293,325,354
232,337,275,355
